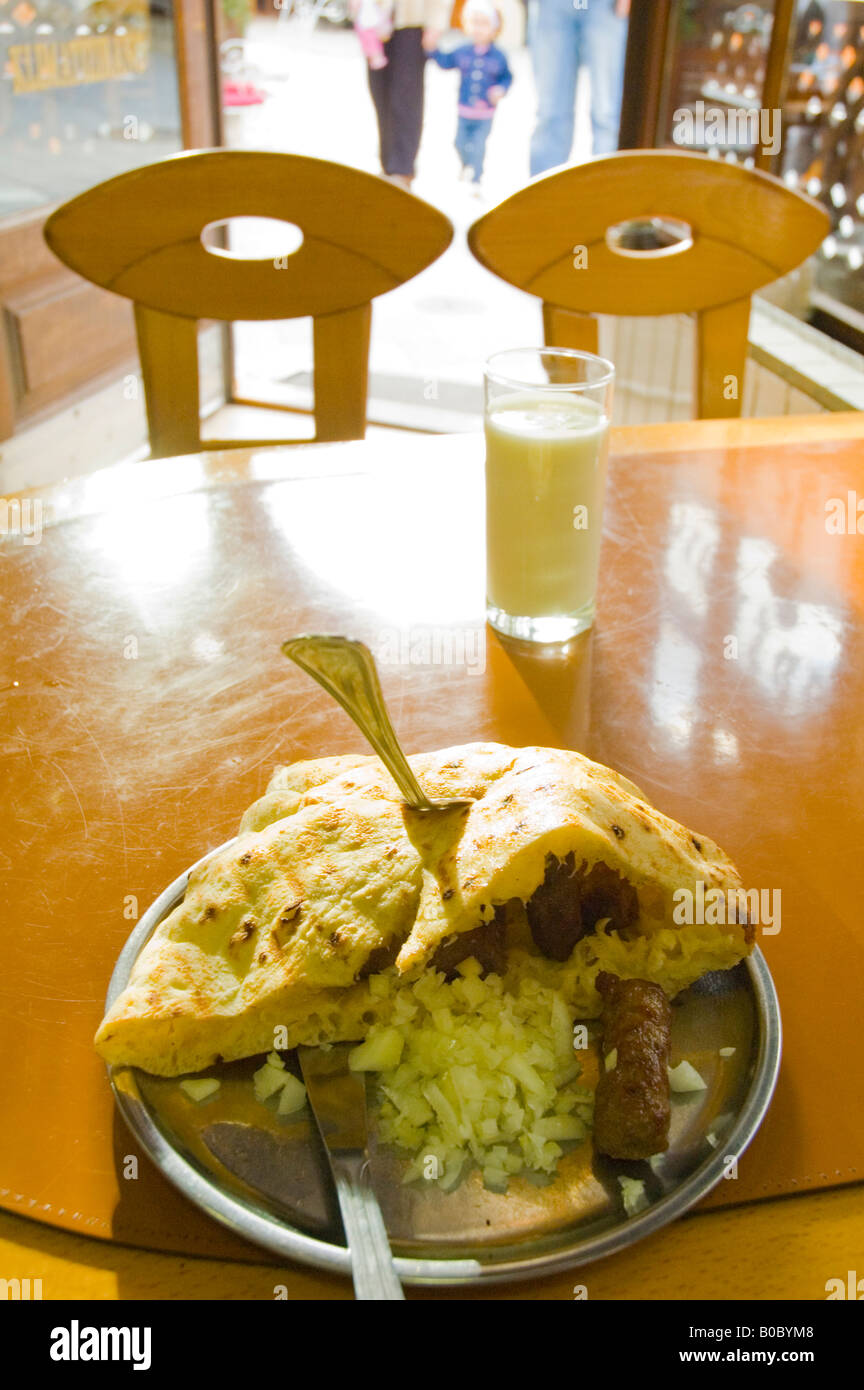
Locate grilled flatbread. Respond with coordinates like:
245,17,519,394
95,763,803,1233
95,743,752,1076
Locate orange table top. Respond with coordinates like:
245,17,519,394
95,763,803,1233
2,412,863,1300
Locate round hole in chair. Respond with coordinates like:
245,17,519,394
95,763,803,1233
201,216,304,263
605,216,694,259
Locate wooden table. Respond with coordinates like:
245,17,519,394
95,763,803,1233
2,413,864,1301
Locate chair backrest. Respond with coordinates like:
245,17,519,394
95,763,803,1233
468,151,831,419
44,150,453,456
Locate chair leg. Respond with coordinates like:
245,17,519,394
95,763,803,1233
135,304,202,457
542,303,600,355
313,304,372,442
696,298,751,419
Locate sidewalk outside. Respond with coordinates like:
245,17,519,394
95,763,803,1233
225,16,593,421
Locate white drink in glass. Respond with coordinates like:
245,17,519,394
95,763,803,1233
485,386,611,642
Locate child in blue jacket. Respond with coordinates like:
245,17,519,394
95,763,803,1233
431,0,513,189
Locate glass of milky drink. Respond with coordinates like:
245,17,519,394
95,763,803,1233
484,347,615,643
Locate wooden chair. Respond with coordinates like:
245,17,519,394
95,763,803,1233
44,150,453,457
467,151,831,419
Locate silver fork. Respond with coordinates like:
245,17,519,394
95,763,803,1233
282,634,473,814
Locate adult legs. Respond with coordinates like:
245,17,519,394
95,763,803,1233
583,0,628,155
367,52,393,172
368,26,426,178
529,0,582,177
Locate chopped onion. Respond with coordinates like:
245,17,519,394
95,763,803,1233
180,1078,220,1102
359,962,593,1191
618,1175,649,1216
668,1060,707,1092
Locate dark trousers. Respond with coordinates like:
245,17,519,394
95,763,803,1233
455,115,492,182
367,26,426,178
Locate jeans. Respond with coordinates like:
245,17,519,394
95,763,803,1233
529,0,629,176
456,115,493,182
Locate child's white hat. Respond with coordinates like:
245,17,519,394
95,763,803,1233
462,0,501,24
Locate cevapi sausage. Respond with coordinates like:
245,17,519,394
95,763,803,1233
525,852,584,960
431,914,507,979
525,854,640,961
593,972,671,1160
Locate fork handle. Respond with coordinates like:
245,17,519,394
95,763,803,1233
332,1156,405,1301
282,634,435,810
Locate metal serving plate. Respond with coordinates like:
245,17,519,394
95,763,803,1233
106,841,781,1288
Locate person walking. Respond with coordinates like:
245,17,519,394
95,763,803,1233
430,0,513,192
366,0,454,189
529,0,630,178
